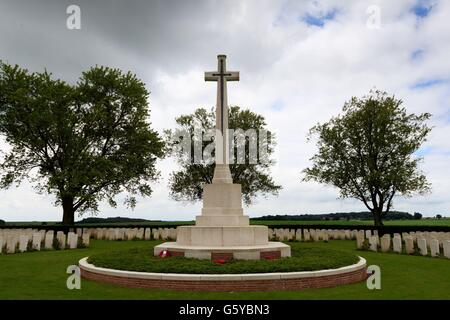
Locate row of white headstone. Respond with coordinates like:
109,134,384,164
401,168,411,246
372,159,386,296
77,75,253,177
268,228,366,242
357,231,450,258
87,227,177,241
0,226,180,254
0,229,90,254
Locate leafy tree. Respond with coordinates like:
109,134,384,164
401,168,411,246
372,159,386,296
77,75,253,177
435,214,442,219
414,212,423,220
0,63,164,224
303,89,431,226
166,106,281,205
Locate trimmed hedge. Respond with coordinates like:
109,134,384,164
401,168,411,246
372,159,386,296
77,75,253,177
88,243,359,274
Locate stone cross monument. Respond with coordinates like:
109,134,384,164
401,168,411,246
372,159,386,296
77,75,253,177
154,55,290,260
204,54,238,183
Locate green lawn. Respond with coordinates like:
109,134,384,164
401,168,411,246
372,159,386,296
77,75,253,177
88,244,358,274
0,239,449,300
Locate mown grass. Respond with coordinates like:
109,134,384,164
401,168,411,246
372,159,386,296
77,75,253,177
0,239,449,299
88,244,358,274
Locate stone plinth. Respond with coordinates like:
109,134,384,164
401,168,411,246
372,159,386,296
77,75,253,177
154,241,291,260
154,183,291,260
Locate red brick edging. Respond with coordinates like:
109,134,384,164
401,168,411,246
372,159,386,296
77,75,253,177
79,257,367,292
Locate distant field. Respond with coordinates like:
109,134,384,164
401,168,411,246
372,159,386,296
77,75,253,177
3,221,195,227
3,218,450,228
251,219,450,227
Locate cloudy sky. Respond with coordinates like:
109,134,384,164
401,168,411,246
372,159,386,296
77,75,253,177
0,0,449,222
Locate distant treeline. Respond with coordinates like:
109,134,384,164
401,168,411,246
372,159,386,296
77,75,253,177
76,217,159,224
252,211,422,221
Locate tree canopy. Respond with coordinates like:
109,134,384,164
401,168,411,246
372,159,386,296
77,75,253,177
303,89,431,226
166,106,281,205
0,63,165,224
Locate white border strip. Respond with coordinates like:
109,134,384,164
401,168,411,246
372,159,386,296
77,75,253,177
79,256,366,281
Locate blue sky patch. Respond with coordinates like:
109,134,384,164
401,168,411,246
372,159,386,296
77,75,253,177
411,78,446,89
411,49,424,61
411,0,433,18
414,146,432,157
271,99,285,111
302,9,337,27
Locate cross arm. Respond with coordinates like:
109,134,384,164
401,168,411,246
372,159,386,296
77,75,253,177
204,72,218,81
226,71,239,81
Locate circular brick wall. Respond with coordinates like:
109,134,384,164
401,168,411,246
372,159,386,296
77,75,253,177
79,257,367,292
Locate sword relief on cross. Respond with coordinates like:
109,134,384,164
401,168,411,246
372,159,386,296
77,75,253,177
204,55,239,165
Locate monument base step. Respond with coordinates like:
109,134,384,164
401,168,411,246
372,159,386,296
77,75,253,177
176,225,269,246
154,241,291,260
195,215,249,226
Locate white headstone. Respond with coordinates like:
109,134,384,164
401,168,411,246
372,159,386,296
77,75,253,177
380,234,391,252
430,238,440,257
311,229,319,241
356,231,365,249
267,228,273,240
106,229,114,240
405,236,414,254
278,229,285,241
365,230,372,238
144,228,151,240
112,228,119,240
6,235,18,253
295,229,302,241
417,238,427,256
344,230,351,240
136,228,145,240
32,233,41,251
56,231,66,250
322,232,329,242
443,240,450,259
303,229,310,241
368,235,378,251
19,235,29,252
169,228,177,240
289,229,295,241
44,231,54,249
68,232,77,249
152,228,160,240
0,236,3,254
393,234,402,253
82,233,90,247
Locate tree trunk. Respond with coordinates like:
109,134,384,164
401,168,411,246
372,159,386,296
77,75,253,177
372,209,384,227
62,196,75,225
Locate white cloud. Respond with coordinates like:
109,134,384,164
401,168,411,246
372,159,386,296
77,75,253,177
0,0,449,221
